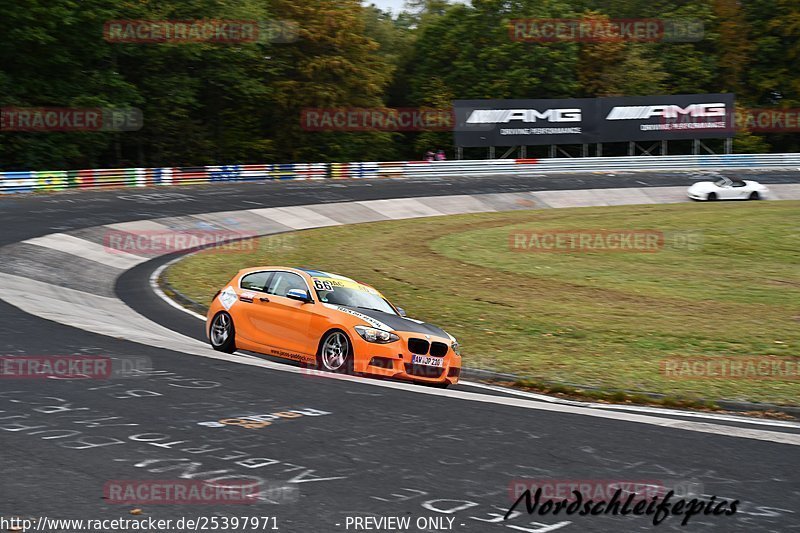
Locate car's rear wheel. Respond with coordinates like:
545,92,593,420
749,191,760,200
707,192,717,201
318,330,353,374
209,312,236,353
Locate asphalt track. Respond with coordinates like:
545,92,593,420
2,170,800,533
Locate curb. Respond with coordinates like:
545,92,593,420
462,368,800,418
159,274,209,317
158,264,799,419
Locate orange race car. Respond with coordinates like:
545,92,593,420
206,267,461,387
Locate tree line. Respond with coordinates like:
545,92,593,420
0,0,797,170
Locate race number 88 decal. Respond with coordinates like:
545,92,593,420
314,279,334,291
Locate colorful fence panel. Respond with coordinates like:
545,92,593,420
1,154,799,194
0,172,36,193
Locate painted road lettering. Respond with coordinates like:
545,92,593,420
0,393,348,494
198,408,332,429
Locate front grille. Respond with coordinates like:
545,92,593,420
407,338,430,355
404,363,444,378
430,342,448,357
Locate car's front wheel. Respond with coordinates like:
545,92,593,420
318,330,353,374
209,312,236,353
707,192,717,201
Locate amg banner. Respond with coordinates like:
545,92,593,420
599,93,735,142
454,98,597,147
454,94,735,147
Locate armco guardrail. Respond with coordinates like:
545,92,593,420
2,154,799,193
400,153,800,178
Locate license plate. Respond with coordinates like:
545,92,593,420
412,355,444,367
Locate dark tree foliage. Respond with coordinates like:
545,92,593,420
0,0,796,169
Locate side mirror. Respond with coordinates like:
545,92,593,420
286,289,312,303
396,307,407,317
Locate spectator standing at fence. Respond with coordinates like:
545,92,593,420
435,149,446,161
424,150,435,161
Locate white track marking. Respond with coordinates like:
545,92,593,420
531,188,612,208
139,274,800,435
248,206,341,229
23,233,148,270
147,279,800,436
150,257,207,321
5,186,800,444
105,220,172,232
593,187,656,206
2,269,798,446
415,194,497,215
458,380,800,429
356,198,444,219
459,379,586,405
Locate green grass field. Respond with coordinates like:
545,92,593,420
165,201,800,406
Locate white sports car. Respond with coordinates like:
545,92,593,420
688,177,769,201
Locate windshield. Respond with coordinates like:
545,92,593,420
714,179,730,187
313,279,396,315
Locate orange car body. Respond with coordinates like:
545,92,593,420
205,267,461,386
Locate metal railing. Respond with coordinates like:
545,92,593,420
2,154,798,193
401,153,800,178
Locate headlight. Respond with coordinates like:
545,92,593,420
451,341,461,355
354,325,399,344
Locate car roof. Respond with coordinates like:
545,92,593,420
296,268,355,282
238,266,351,280
238,266,371,287
238,267,386,299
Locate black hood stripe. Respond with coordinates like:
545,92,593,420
341,306,449,338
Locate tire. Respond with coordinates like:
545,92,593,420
749,191,760,200
707,192,717,201
209,312,236,353
317,330,353,374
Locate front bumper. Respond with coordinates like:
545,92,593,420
351,332,461,385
